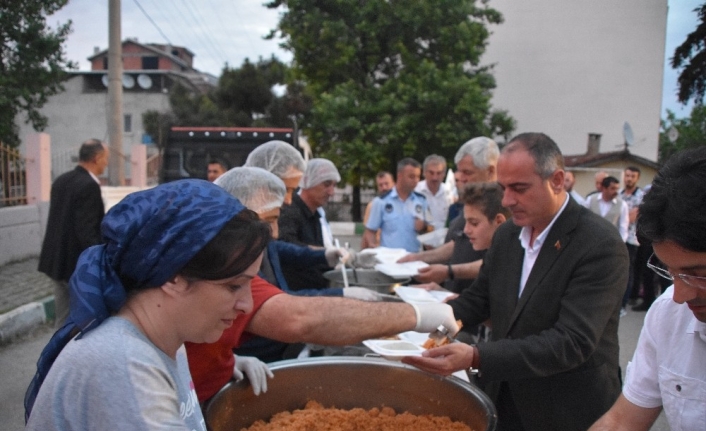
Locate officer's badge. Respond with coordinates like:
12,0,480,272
384,203,393,213
415,204,422,213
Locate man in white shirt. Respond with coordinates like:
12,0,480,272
589,146,706,431
584,176,629,242
415,154,453,231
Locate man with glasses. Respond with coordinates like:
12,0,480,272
589,147,706,431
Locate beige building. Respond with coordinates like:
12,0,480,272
484,0,667,161
16,40,215,181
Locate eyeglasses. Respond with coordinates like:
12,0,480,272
647,253,706,290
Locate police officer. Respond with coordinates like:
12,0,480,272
363,158,430,253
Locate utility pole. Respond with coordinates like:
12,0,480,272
108,0,124,185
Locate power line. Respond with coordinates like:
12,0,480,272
131,0,172,45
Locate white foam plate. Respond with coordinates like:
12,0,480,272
362,339,425,360
363,247,410,264
375,261,429,278
417,228,448,248
394,286,455,304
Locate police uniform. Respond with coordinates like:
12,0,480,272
366,187,429,252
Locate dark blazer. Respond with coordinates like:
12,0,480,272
451,197,628,431
265,240,341,296
38,166,104,282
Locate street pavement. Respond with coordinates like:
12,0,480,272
0,246,668,430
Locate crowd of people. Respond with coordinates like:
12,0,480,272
23,132,705,431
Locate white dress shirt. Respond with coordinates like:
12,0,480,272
623,286,706,430
518,195,569,296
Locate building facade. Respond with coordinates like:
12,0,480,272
17,40,215,180
484,0,667,161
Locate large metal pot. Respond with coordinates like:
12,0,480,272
205,356,497,431
323,269,410,294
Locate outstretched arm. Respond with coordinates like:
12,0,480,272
247,294,457,346
588,394,661,431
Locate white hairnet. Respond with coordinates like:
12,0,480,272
214,166,286,214
300,158,341,189
244,140,306,179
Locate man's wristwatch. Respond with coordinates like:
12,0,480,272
447,263,455,280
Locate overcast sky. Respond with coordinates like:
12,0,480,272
48,0,701,119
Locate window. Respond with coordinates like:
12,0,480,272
124,114,132,133
103,57,108,69
142,56,158,70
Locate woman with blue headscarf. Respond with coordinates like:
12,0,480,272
25,180,271,431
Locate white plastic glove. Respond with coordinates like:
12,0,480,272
233,355,274,396
325,247,350,267
411,302,459,334
347,249,378,269
342,287,381,301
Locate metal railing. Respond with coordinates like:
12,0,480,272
0,142,27,207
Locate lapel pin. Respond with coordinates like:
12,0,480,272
554,240,561,250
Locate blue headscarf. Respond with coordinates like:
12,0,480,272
25,180,246,420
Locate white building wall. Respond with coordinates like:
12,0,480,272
483,0,667,161
17,75,168,179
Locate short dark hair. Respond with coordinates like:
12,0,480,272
208,159,229,171
637,147,706,252
504,133,564,179
601,176,620,188
461,182,511,221
79,139,105,163
625,166,641,176
396,157,421,173
376,171,393,179
179,209,270,281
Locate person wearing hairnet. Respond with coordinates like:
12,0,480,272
185,170,460,405
277,158,347,290
244,140,306,205
202,167,378,365
245,145,375,286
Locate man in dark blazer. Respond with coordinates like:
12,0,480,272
404,133,628,431
38,139,108,328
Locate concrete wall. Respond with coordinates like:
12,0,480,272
484,0,667,161
0,203,49,266
0,187,144,266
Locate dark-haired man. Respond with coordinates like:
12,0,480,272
585,175,630,315
404,133,628,431
620,166,646,310
363,158,429,252
589,147,706,431
207,159,228,182
38,139,108,328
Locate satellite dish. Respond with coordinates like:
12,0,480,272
137,74,152,89
622,121,634,148
122,74,135,89
667,127,679,143
101,74,109,88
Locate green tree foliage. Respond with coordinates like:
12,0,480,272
0,0,75,147
142,56,304,145
659,105,706,163
266,0,515,185
671,3,706,105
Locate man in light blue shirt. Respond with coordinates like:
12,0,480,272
364,158,429,252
